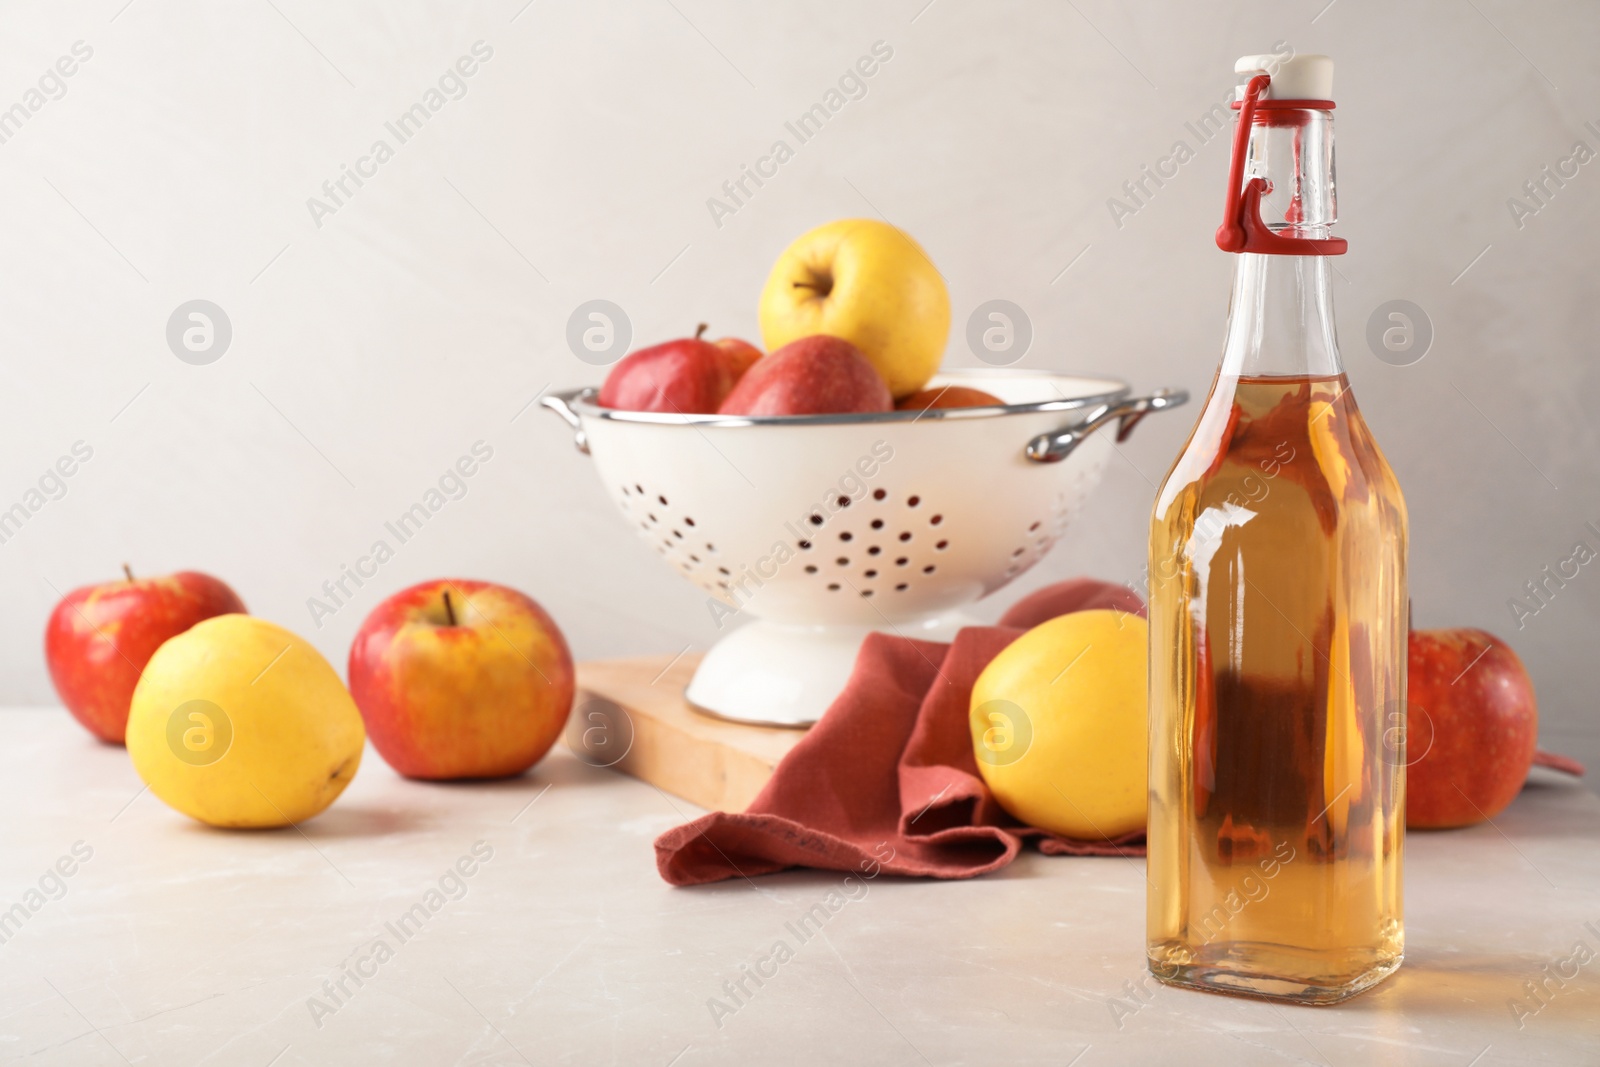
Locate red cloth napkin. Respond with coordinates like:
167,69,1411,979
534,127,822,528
655,578,1148,886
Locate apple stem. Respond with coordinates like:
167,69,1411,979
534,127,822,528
122,563,134,582
695,323,708,340
442,590,458,627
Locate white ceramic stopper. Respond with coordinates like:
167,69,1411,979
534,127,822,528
1234,52,1334,100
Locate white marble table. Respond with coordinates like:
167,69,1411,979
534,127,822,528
2,706,1595,1066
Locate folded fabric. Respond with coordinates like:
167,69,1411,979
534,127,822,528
655,578,1147,886
1532,750,1586,777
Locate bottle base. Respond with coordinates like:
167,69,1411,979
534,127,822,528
1147,941,1403,1005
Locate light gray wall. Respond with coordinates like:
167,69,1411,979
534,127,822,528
3,1,1596,776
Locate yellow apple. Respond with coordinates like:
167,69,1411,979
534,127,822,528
758,218,949,398
969,610,1148,839
125,614,365,828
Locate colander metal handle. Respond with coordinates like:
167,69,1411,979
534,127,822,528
1025,388,1188,464
541,388,591,454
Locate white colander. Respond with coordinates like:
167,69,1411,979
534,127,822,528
544,370,1186,727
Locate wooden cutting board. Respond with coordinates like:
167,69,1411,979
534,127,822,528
566,654,807,812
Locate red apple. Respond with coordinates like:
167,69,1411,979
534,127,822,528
710,334,763,381
1405,628,1538,829
45,567,246,744
718,335,891,416
348,579,574,780
599,325,739,414
895,385,1004,411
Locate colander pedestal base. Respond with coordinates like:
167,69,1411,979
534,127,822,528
683,614,971,728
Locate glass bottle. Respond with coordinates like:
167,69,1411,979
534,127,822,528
1145,54,1408,1004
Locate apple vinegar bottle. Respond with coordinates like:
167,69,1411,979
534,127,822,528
1146,54,1408,1003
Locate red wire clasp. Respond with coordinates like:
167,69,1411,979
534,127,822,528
1215,74,1347,256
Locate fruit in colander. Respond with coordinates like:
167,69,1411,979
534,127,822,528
895,385,1004,411
598,325,755,414
718,335,891,416
709,333,763,380
758,218,950,399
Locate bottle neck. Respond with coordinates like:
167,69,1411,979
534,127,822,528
1218,107,1343,379
1219,253,1341,378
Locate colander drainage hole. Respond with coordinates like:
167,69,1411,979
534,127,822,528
672,530,684,539
895,583,908,591
827,583,841,591
634,484,643,494
836,557,849,567
836,495,852,508
873,489,887,501
839,531,853,542
1011,547,1025,558
896,557,909,566
936,540,948,550
907,495,921,507
718,567,731,576
867,546,881,556
859,590,874,598
864,569,877,578
684,516,696,527
898,532,912,542
809,514,824,527
923,565,936,574
1029,521,1041,532
871,519,884,529
798,540,812,550
805,565,818,574
658,494,668,506
930,514,943,526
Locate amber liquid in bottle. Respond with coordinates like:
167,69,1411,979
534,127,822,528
1146,85,1408,1003
1147,372,1407,1002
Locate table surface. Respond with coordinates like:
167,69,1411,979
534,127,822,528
3,707,1596,1067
